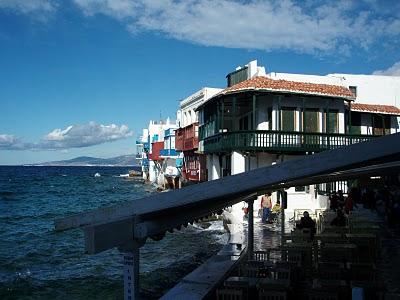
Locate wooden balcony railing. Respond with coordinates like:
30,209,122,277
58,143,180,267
176,123,199,151
203,130,377,154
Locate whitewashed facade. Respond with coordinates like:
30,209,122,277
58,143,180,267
198,61,400,221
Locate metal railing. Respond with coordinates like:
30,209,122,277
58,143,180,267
203,130,376,153
159,149,179,157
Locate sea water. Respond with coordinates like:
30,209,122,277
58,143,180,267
0,166,227,299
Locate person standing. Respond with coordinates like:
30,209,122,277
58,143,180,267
261,192,272,223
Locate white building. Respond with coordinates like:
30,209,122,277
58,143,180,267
139,119,179,186
175,87,222,183
197,60,400,221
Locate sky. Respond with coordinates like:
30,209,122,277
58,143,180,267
0,0,399,165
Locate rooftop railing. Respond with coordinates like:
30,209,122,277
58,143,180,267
203,130,376,154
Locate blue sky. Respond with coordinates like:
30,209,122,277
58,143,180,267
0,0,399,165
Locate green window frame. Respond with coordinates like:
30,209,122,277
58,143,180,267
304,109,319,133
281,107,296,132
326,110,339,134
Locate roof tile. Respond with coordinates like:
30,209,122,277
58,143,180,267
351,103,400,115
220,76,355,99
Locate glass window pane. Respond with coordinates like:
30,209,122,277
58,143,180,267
281,108,295,131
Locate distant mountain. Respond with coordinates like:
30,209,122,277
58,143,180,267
33,154,138,166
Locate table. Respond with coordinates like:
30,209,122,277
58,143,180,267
224,276,259,288
320,243,357,262
312,279,347,289
257,278,290,290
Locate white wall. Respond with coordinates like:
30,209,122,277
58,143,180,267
269,72,345,86
268,72,400,108
231,151,246,175
179,87,223,128
329,74,400,108
393,117,400,133
149,161,157,183
212,154,221,180
206,154,213,180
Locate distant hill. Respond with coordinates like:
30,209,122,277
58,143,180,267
33,154,138,166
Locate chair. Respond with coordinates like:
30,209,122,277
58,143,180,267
258,289,287,300
273,268,291,281
242,261,268,278
216,288,244,300
384,293,400,300
309,290,339,300
317,265,343,280
286,250,302,265
254,250,270,262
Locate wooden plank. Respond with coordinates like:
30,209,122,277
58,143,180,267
55,133,400,232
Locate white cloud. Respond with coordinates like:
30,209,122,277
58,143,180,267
72,0,400,55
2,0,399,55
0,122,133,151
0,0,57,15
372,61,400,76
41,122,133,149
74,0,138,19
0,134,20,150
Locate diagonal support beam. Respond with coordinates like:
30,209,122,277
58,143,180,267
55,134,400,255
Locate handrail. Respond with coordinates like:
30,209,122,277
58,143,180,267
203,130,376,153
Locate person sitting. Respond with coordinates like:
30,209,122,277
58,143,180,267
330,209,347,226
271,200,281,214
297,211,316,238
337,190,345,208
344,192,356,214
329,191,339,210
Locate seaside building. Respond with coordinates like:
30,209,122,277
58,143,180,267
175,87,222,184
196,60,400,219
138,119,180,188
136,128,149,179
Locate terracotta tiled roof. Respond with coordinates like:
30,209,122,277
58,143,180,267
351,103,400,115
219,76,355,100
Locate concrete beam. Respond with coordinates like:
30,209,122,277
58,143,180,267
55,134,400,254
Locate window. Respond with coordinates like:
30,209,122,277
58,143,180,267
385,115,391,135
239,115,249,130
227,67,249,87
373,115,383,135
303,109,319,133
350,112,361,134
326,110,339,133
281,107,296,131
349,86,357,97
372,115,390,136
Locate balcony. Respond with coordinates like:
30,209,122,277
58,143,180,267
148,141,164,161
143,142,150,151
203,130,376,154
159,149,179,157
175,123,199,151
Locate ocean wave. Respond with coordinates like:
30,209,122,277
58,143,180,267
0,191,14,196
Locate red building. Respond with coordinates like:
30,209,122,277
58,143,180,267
175,123,207,182
148,141,164,161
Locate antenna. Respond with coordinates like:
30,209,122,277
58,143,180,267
159,110,162,122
